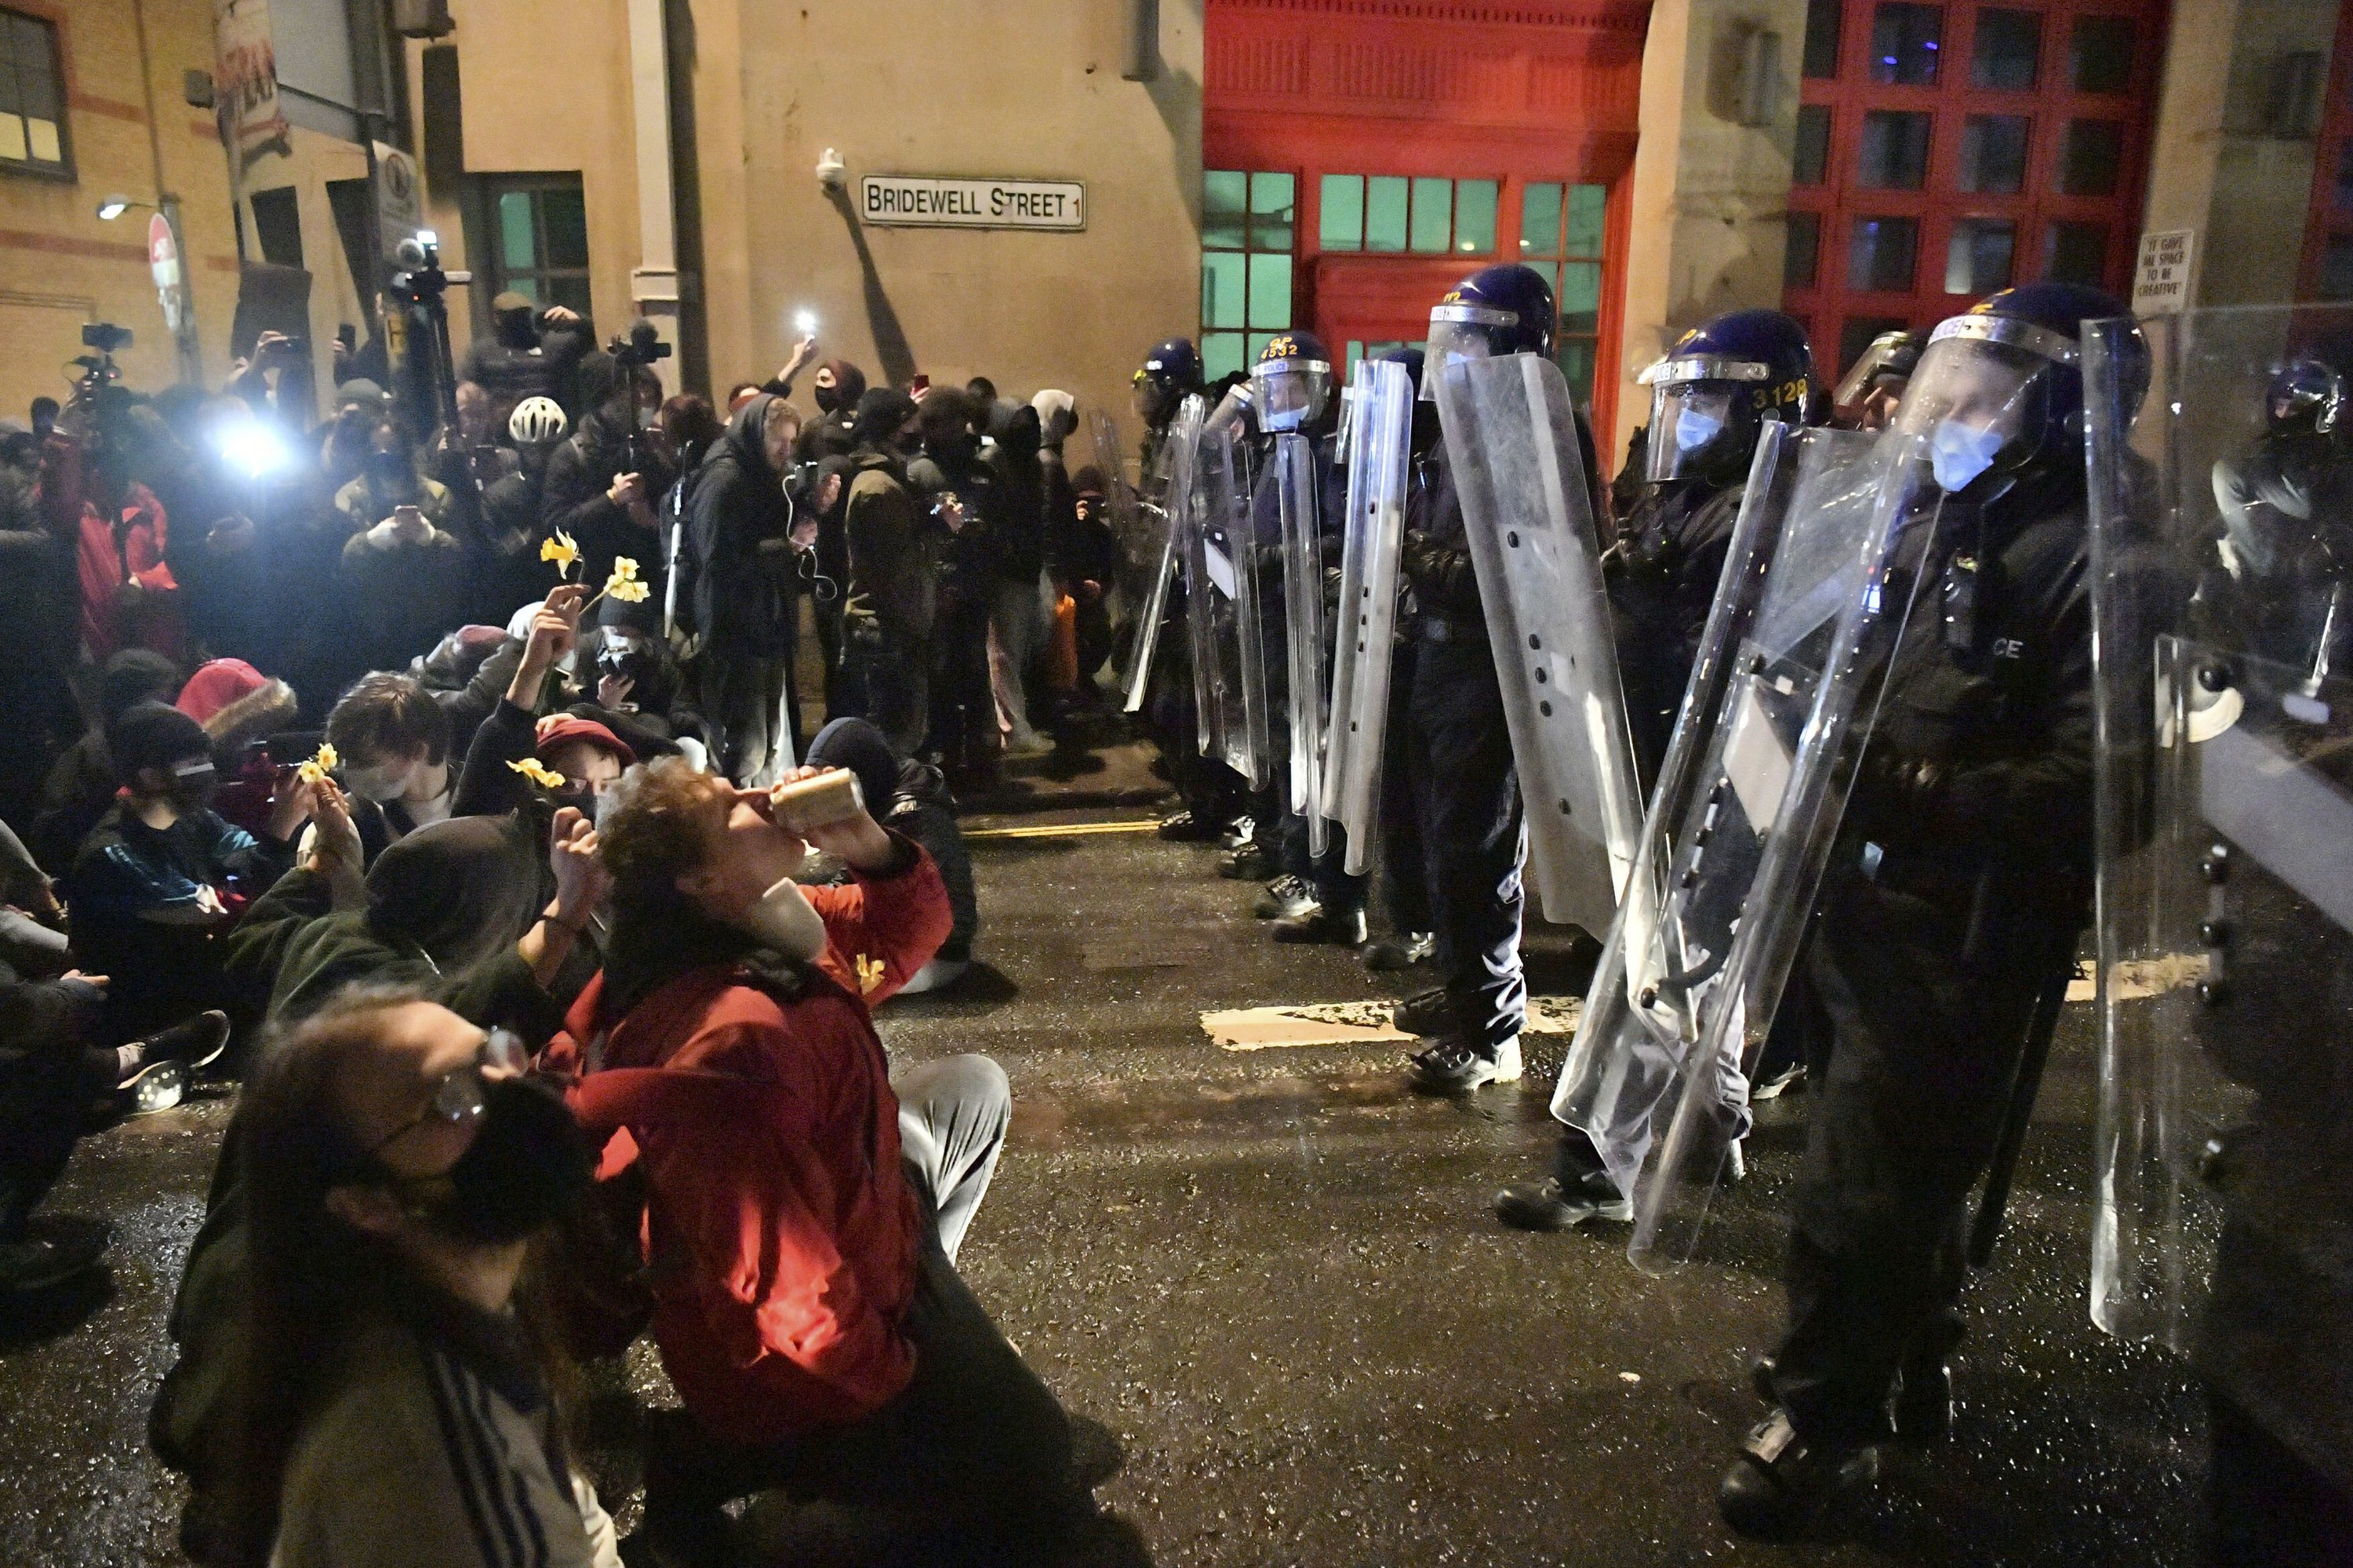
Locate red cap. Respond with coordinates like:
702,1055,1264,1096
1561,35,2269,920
533,715,637,766
175,659,266,725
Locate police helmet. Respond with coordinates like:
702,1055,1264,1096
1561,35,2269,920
1637,309,1816,485
1832,329,1926,412
1893,282,2131,496
507,395,569,446
1133,337,1204,426
1424,265,1556,400
2268,358,2344,435
1250,332,1334,434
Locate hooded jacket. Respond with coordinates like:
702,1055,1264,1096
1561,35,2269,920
843,448,939,647
681,393,797,657
542,395,668,596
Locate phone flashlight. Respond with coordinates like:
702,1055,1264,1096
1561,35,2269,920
794,310,818,336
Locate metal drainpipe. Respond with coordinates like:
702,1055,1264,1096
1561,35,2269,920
1122,0,1162,83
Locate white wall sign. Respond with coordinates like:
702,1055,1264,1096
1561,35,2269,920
374,142,422,261
859,175,1086,231
2131,229,2197,316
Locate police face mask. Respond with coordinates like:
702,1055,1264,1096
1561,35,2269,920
1929,419,2006,494
402,1076,592,1245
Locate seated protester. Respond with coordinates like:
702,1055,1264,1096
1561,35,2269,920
331,417,450,537
205,991,619,1568
578,586,703,755
324,671,460,853
0,815,69,979
446,587,594,821
336,500,469,676
549,759,1078,1562
176,659,301,841
807,717,977,995
0,965,229,1290
65,701,308,1043
158,801,608,1560
35,647,180,874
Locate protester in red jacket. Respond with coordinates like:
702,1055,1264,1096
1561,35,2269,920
551,759,1076,1562
37,396,184,664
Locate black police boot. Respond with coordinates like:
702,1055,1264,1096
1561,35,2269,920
1272,905,1368,946
1494,1128,1630,1229
1362,930,1435,971
1406,1035,1522,1093
1157,809,1223,842
1717,1410,1878,1538
1389,987,1452,1037
1220,842,1278,882
0,1214,108,1295
1220,815,1257,852
1253,875,1317,919
1892,1358,1954,1446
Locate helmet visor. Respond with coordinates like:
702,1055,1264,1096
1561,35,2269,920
1251,360,1332,432
1893,334,2049,492
1424,304,1516,401
1645,382,1745,483
1832,338,1915,410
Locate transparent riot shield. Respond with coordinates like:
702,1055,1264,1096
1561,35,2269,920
1184,420,1271,788
1550,424,1884,1200
1624,431,1944,1273
1275,433,1330,856
1434,352,1643,936
2086,304,2353,1373
1117,399,1199,713
1320,360,1412,875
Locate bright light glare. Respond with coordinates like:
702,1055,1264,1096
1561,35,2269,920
795,310,818,335
216,420,293,479
416,228,438,247
96,196,131,221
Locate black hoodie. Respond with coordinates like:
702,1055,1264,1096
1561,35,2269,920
681,393,796,657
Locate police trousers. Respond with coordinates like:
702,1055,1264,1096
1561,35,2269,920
1407,624,1526,1054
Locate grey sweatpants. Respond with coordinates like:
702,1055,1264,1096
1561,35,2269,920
891,1053,1009,1263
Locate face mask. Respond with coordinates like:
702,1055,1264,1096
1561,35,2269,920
550,785,598,822
1929,420,2006,493
344,761,414,802
496,312,536,350
369,449,409,479
1674,407,1725,453
407,1076,591,1245
169,761,218,810
813,382,839,414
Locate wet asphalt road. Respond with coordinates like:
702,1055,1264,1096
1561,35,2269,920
0,805,2201,1567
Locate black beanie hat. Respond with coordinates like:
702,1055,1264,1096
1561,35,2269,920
108,700,212,784
850,387,920,451
101,649,181,723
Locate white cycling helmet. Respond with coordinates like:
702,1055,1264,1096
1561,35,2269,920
508,395,568,445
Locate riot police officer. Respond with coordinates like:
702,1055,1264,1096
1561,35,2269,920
1493,307,1818,1229
1394,264,1599,1092
1129,338,1250,844
1718,283,2129,1533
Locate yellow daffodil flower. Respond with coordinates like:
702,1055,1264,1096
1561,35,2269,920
605,557,651,602
856,955,887,996
508,756,568,790
295,741,339,786
540,530,580,575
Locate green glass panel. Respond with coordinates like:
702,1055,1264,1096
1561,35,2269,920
1202,332,1247,384
1565,184,1607,257
1320,175,1363,253
1409,177,1453,253
1557,340,1596,404
1520,181,1562,260
1346,340,1364,380
1454,180,1498,256
1251,171,1294,253
1203,170,1247,249
1202,250,1246,329
498,191,537,270
541,187,589,269
1558,261,1602,336
1247,253,1293,329
1366,176,1409,253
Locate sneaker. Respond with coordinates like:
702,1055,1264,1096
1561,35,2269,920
1493,1169,1632,1230
1717,1410,1878,1538
1362,930,1435,972
1219,815,1257,852
120,1059,187,1115
894,957,971,996
1407,1035,1522,1093
1272,906,1367,946
143,1010,231,1075
1389,987,1453,1038
1157,810,1222,842
1003,729,1055,759
1253,875,1317,919
1220,842,1278,882
1751,1061,1806,1101
0,1228,107,1293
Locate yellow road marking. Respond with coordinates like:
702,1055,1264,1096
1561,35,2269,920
1205,997,1585,1051
966,819,1166,842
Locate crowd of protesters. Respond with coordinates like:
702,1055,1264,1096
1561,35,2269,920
0,301,1135,1565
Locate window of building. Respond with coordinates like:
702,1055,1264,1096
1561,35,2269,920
249,186,306,271
1784,0,2161,377
1202,169,1295,382
2296,0,2353,301
0,9,69,178
488,176,592,321
1519,180,1609,401
1320,175,1498,257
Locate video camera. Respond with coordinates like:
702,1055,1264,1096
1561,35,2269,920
611,318,672,369
71,322,133,398
387,231,471,307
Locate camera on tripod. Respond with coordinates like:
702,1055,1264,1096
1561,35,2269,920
612,318,672,369
388,231,471,306
70,322,132,395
